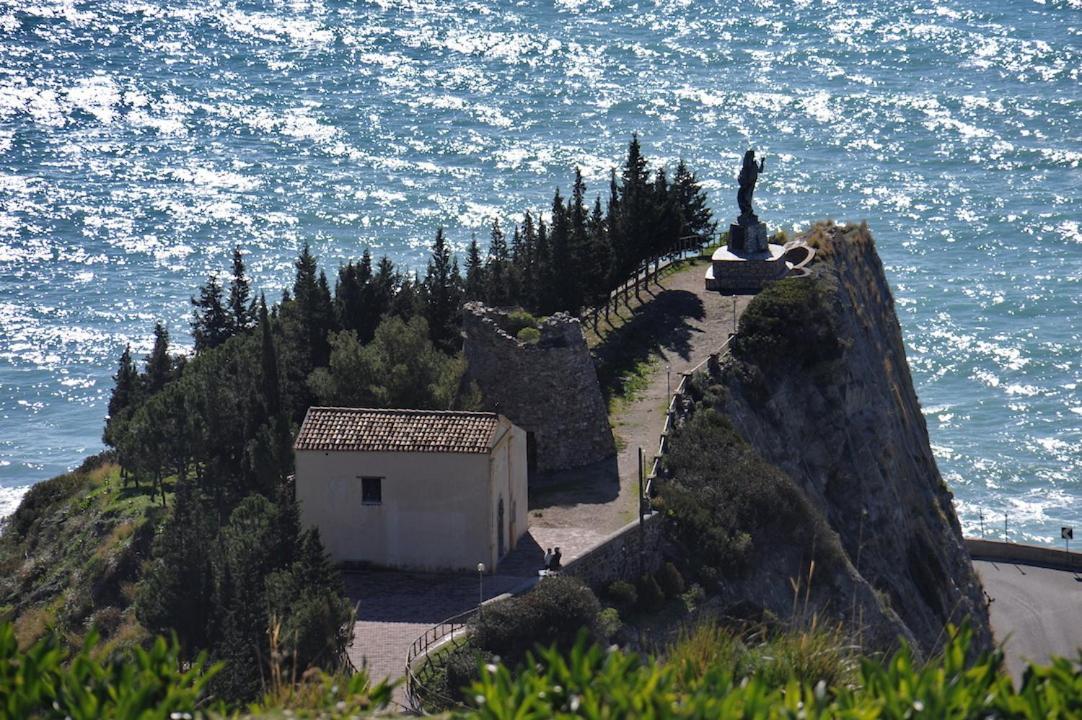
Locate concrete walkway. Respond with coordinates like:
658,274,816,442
975,560,1082,682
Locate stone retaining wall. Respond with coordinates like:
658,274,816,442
562,512,665,589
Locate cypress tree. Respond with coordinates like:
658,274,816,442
227,246,256,334
190,275,230,352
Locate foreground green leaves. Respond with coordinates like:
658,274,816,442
0,622,393,719
461,625,1082,719
0,623,218,719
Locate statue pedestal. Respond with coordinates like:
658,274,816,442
729,216,768,254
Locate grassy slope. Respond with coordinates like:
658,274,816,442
0,456,171,654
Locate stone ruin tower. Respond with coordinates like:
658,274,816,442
462,302,616,476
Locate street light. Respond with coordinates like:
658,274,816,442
477,562,486,618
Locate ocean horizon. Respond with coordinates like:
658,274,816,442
0,0,1078,543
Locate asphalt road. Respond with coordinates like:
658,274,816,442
974,560,1082,681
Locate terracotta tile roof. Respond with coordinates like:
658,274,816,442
294,407,501,454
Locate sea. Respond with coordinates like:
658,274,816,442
0,0,1078,543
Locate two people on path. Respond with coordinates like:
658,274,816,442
542,547,562,574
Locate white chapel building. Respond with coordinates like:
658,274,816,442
294,407,529,573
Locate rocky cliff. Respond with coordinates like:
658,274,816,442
667,221,992,657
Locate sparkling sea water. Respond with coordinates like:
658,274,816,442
0,0,1078,542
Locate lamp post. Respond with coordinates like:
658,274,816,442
477,562,486,619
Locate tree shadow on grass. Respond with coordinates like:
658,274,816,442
593,288,706,406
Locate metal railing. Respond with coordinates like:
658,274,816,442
403,605,477,714
579,236,710,330
644,337,733,502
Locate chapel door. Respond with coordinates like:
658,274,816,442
497,497,505,558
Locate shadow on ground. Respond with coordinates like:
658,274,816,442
593,285,706,405
343,567,531,624
528,456,619,509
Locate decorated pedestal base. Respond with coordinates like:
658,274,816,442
704,243,790,292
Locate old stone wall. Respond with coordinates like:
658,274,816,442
462,303,616,474
562,513,665,589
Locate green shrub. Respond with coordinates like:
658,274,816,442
731,276,841,373
443,644,485,704
656,562,686,598
516,326,541,344
596,607,622,640
660,407,841,576
472,576,602,667
4,471,87,540
605,580,638,611
636,573,665,612
505,309,539,335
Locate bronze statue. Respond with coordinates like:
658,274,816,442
737,149,765,219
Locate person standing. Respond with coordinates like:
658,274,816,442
552,547,562,572
543,548,553,571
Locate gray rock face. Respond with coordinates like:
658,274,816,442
715,222,992,656
462,303,616,475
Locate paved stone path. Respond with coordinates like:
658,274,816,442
974,560,1082,682
345,258,752,701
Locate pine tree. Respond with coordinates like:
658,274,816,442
373,255,397,319
568,168,590,311
517,211,538,310
354,249,379,343
619,134,653,275
422,228,463,352
144,322,174,395
290,243,334,370
486,219,510,306
103,344,140,447
607,169,624,282
534,216,554,314
258,296,280,418
652,167,681,259
548,188,576,313
190,275,230,352
672,159,716,249
227,246,256,334
464,235,486,301
587,195,613,308
135,478,216,660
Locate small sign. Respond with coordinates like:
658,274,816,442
1063,527,1074,540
